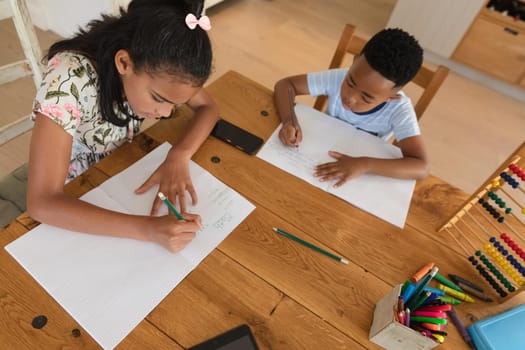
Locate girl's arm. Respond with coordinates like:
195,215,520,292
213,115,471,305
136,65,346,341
135,87,219,214
27,114,201,252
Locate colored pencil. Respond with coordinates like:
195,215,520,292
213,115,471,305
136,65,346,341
272,227,349,264
157,192,184,220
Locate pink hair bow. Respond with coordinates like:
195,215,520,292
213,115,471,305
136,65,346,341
185,14,211,31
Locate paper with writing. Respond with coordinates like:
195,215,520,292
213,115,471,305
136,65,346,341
5,142,255,349
257,103,415,228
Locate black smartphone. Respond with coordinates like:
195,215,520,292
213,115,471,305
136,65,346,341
211,119,263,155
188,324,259,350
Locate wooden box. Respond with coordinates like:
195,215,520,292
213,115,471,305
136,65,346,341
369,284,438,350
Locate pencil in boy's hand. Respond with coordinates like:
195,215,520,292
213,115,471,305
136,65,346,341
157,192,184,220
272,227,349,265
287,87,299,145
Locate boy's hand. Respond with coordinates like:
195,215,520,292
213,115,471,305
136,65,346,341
278,121,302,147
314,151,368,187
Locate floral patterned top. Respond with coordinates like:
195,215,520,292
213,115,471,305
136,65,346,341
32,52,142,182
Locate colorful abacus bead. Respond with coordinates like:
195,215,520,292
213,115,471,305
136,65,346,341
477,251,515,292
483,243,524,286
500,172,519,188
479,198,505,222
501,233,525,261
508,164,525,181
475,263,507,297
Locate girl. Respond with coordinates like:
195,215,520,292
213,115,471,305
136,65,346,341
27,0,218,252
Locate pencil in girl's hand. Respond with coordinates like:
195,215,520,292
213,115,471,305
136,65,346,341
157,192,184,220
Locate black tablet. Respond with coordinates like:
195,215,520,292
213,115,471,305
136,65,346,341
188,324,259,350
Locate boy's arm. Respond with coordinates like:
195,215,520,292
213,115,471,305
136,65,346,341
379,135,429,179
315,135,429,186
274,75,309,146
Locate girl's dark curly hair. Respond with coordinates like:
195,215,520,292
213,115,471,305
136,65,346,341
361,28,423,88
46,0,212,126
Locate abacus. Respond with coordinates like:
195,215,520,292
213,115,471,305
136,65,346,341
438,142,525,299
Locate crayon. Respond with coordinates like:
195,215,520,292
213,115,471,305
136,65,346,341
407,267,439,306
412,310,447,318
431,333,445,343
456,281,493,302
448,307,475,349
411,262,436,283
423,286,445,296
410,291,432,311
438,284,475,303
410,316,447,325
402,283,416,302
434,273,463,292
411,322,444,331
418,304,452,312
448,274,484,292
401,280,411,295
421,292,440,306
438,295,461,305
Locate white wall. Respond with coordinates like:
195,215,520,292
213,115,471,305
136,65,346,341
387,0,485,58
27,0,223,38
28,0,113,38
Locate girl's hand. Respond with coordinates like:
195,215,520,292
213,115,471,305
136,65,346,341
135,149,196,215
278,120,302,147
314,151,369,187
147,213,202,253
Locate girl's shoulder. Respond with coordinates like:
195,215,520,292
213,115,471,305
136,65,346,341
43,51,98,85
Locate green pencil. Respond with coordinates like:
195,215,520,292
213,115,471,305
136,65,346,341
272,227,349,265
158,192,184,220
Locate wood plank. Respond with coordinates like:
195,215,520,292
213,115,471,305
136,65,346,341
218,207,387,349
116,320,183,350
147,248,363,350
206,71,280,140
146,250,283,348
0,221,99,348
260,296,366,350
217,206,472,350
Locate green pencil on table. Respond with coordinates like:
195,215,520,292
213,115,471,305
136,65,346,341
272,227,349,265
158,192,184,220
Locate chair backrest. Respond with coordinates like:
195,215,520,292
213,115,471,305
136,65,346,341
313,24,449,121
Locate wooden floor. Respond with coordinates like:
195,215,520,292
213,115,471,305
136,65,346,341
0,0,524,194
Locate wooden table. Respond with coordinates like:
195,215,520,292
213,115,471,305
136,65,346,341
0,71,495,349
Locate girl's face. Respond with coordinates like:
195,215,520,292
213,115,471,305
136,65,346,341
115,50,201,119
340,55,401,113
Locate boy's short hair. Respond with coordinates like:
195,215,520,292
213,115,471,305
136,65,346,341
361,28,423,88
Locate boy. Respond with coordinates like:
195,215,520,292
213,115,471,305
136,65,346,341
274,28,429,188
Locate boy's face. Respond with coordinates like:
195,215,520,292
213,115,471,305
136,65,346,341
340,55,402,113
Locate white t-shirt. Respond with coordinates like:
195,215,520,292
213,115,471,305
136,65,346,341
307,68,420,141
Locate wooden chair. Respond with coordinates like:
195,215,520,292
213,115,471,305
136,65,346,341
313,24,449,121
0,0,43,145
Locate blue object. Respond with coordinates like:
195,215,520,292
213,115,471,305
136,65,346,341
468,304,525,350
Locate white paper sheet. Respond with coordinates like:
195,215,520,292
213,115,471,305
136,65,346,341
5,142,255,349
257,103,415,228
